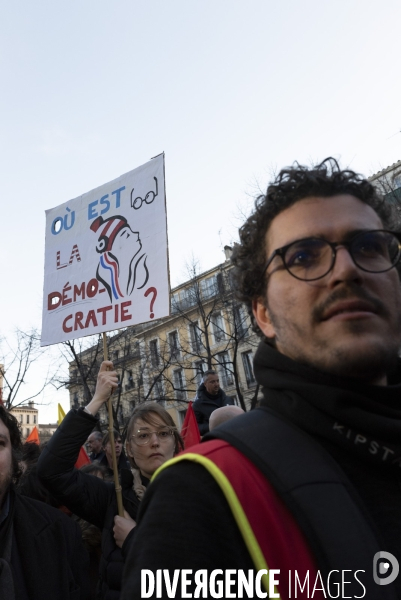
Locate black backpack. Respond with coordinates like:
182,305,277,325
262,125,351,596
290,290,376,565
206,405,398,600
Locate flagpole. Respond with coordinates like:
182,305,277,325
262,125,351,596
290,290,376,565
103,332,124,517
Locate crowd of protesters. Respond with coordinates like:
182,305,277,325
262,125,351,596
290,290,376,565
1,372,185,599
2,158,401,599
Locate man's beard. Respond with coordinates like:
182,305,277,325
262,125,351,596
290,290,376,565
311,284,401,381
269,283,401,383
306,335,400,382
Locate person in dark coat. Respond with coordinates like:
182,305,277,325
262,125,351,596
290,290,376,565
120,158,401,600
0,405,89,600
37,361,183,600
16,441,61,508
99,429,131,480
86,431,105,462
193,370,235,434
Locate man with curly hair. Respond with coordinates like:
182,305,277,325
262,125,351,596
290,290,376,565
122,159,401,600
0,406,89,599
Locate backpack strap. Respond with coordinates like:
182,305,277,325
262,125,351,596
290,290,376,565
205,405,397,600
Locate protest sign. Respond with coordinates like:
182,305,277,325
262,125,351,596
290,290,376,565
41,154,169,346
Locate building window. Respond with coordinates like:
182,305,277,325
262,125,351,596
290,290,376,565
201,275,217,300
180,287,194,310
189,321,202,353
233,304,248,338
173,369,186,400
153,375,164,399
26,428,30,437
242,351,256,387
212,313,225,343
134,341,141,357
149,339,160,367
19,414,23,424
33,415,37,424
171,292,180,314
73,392,79,407
217,352,233,387
194,360,206,388
126,370,135,390
26,414,30,425
178,409,187,427
171,288,194,313
168,331,180,359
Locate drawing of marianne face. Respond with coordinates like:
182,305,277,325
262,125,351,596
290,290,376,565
90,215,149,301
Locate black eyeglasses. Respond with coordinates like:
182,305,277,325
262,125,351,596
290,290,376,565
264,230,401,282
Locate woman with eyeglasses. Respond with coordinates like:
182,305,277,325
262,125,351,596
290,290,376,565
37,361,183,600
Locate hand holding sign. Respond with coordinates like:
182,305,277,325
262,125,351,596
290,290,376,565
41,155,170,519
85,361,119,416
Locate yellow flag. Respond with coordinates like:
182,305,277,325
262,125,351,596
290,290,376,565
58,403,66,425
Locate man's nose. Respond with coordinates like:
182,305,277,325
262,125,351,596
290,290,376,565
329,245,362,284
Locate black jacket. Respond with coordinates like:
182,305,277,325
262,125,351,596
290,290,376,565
2,489,89,600
193,384,234,434
37,409,141,600
121,342,401,599
90,450,105,463
99,451,131,479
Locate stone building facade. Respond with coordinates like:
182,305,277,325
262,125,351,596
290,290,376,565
10,401,39,439
67,247,261,430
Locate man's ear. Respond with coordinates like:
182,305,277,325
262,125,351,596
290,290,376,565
252,298,276,341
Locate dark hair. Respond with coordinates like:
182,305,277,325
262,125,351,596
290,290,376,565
22,441,41,464
126,402,184,469
231,157,399,337
102,429,121,448
79,461,108,479
0,405,23,483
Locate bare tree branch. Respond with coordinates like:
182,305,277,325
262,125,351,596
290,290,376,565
0,328,59,410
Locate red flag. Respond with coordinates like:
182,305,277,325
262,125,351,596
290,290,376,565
75,446,91,469
26,426,40,445
181,401,201,449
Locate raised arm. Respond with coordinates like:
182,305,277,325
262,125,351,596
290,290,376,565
37,361,119,528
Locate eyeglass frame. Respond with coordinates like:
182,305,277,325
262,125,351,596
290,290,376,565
130,427,177,446
263,229,401,282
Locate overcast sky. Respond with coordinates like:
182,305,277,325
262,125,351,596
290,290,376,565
2,0,401,422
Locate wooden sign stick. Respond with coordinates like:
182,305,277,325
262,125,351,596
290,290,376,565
103,332,124,517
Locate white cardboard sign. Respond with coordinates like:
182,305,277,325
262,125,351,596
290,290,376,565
41,154,169,346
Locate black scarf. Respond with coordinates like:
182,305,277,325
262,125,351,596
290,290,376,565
254,341,401,579
254,341,401,471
